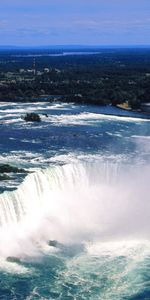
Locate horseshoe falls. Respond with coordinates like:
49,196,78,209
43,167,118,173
0,102,150,300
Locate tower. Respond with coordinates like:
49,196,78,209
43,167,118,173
33,58,36,76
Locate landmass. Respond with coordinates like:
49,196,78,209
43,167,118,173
0,47,150,112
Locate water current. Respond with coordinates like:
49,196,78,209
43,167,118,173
0,102,150,299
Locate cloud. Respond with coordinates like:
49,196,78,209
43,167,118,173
0,0,150,45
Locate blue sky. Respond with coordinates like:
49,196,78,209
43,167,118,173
0,0,150,46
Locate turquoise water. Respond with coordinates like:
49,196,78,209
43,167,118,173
0,102,150,299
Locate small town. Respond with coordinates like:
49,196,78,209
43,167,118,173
0,49,150,112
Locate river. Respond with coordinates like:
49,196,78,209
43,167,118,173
0,102,150,299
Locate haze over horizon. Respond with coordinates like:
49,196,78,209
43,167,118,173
0,0,150,47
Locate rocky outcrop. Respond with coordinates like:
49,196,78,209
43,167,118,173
0,164,27,174
23,113,41,122
0,174,11,181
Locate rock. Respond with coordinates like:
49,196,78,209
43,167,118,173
6,256,21,263
48,240,58,247
0,174,11,181
0,164,27,174
23,113,41,122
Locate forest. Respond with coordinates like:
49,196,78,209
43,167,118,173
0,47,150,109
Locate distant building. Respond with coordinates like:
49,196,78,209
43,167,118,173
44,68,50,73
37,71,43,76
55,68,61,73
19,69,25,73
27,69,35,74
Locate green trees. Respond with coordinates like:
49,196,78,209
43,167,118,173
0,48,150,108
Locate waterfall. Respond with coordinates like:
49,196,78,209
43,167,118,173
0,161,149,258
0,162,122,228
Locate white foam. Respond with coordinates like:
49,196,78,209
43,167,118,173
0,258,29,274
86,240,150,258
132,135,150,140
0,102,149,129
43,112,150,126
0,162,149,259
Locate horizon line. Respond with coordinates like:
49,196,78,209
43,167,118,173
0,44,150,49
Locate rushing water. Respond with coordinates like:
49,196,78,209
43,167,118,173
0,102,150,299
